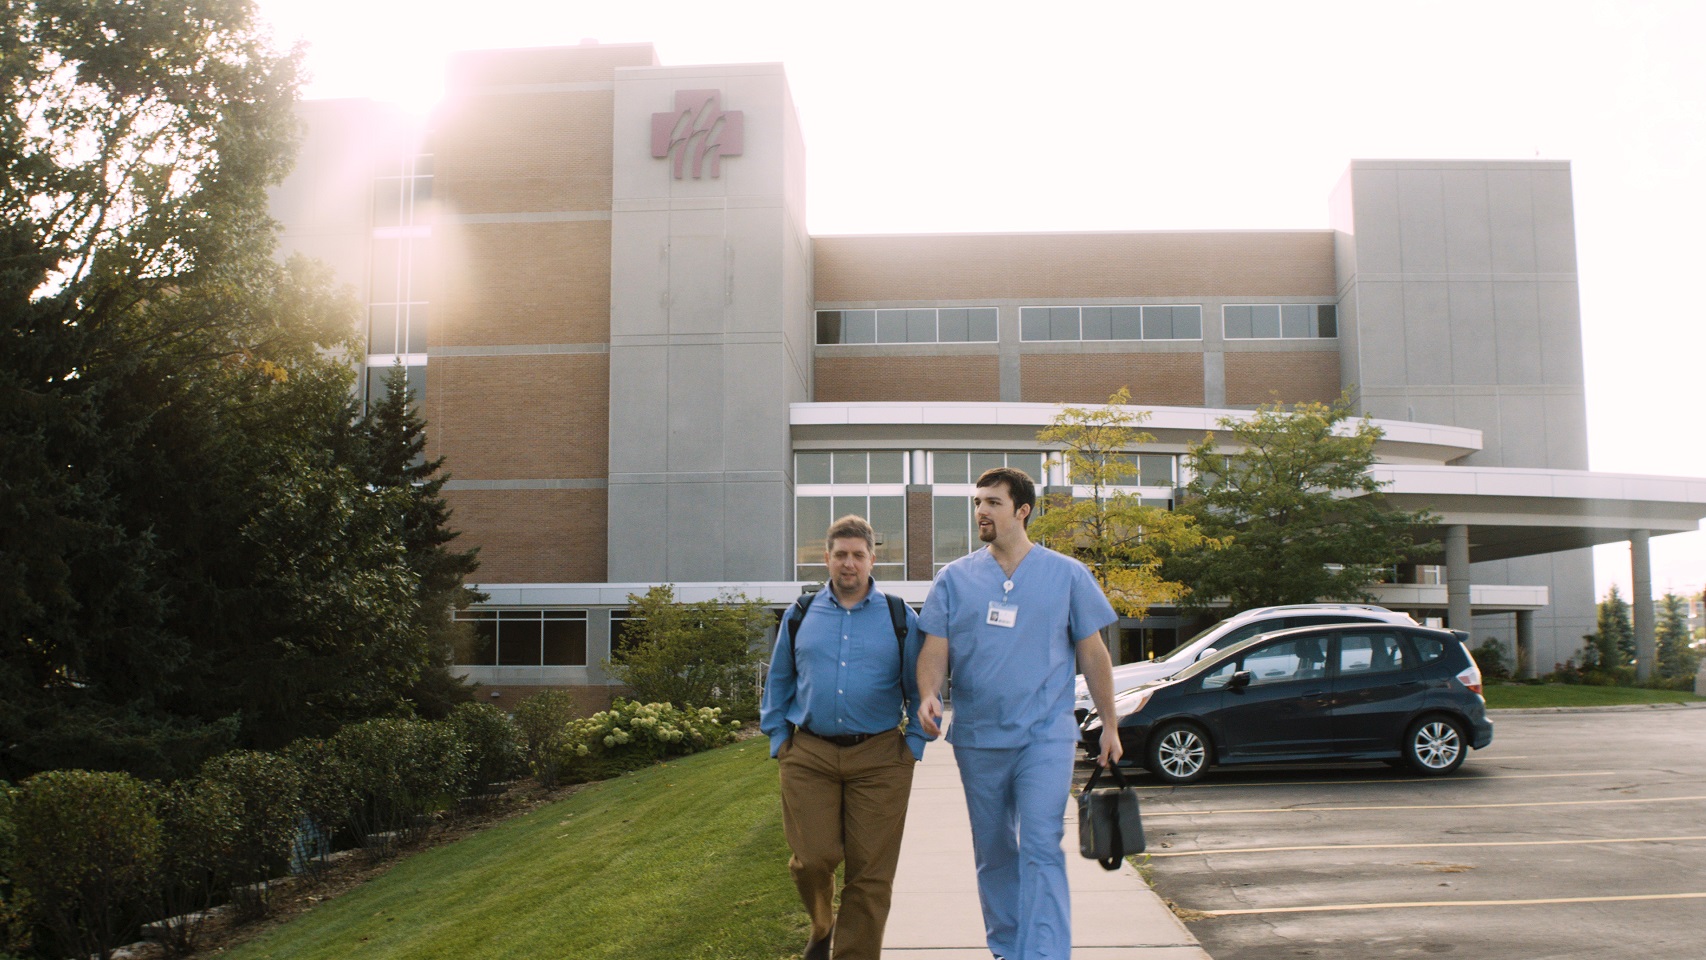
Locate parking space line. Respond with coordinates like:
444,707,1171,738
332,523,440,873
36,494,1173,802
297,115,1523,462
1138,771,1613,790
1142,794,1706,817
1201,891,1706,917
1149,835,1706,857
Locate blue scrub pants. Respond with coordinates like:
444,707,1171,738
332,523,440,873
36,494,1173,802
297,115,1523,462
955,739,1077,960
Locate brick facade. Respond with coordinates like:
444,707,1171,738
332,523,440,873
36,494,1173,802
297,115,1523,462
434,90,619,215
814,231,1336,301
905,489,934,581
814,355,1001,402
444,488,608,583
1020,354,1206,405
1223,351,1343,406
423,354,609,481
431,221,613,347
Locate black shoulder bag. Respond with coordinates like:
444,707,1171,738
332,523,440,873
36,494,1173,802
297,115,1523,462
1077,761,1145,870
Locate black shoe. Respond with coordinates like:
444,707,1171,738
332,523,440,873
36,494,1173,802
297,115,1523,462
803,932,831,960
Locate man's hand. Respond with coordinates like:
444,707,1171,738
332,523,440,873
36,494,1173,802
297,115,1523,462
1098,724,1124,768
919,694,944,737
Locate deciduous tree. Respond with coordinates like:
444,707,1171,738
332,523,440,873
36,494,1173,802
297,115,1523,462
1160,395,1435,613
608,587,772,718
1030,388,1218,619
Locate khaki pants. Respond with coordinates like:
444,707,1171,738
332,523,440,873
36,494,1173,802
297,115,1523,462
778,728,917,960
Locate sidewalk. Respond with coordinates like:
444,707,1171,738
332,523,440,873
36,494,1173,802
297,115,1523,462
882,738,1213,959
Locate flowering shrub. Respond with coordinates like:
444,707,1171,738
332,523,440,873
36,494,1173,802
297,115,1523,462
548,700,739,782
512,690,578,787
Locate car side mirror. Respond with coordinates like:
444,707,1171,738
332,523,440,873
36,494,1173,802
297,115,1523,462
1196,647,1218,661
1227,670,1252,690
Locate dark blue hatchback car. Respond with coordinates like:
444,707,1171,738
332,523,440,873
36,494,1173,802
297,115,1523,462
1081,623,1494,784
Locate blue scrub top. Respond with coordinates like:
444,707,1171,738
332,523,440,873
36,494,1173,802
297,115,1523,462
918,544,1117,747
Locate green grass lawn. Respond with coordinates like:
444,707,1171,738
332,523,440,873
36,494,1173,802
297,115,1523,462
220,741,805,960
1485,683,1704,709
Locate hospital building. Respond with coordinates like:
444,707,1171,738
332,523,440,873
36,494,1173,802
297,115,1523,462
268,41,1706,704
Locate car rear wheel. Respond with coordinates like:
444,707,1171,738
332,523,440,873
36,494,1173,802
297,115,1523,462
1403,715,1467,775
1148,721,1211,785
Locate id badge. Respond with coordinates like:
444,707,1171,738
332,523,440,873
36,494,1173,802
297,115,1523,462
987,601,1018,628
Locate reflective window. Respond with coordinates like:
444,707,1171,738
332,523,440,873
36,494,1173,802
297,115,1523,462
1224,303,1337,339
1020,305,1203,341
1240,636,1328,685
798,451,907,485
816,308,997,344
364,365,426,414
454,610,586,666
1335,632,1409,675
794,495,905,581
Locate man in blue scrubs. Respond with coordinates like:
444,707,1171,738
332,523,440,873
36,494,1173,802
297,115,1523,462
918,468,1122,960
762,515,928,960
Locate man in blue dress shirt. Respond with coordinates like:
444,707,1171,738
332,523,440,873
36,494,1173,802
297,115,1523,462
918,467,1122,960
761,514,928,960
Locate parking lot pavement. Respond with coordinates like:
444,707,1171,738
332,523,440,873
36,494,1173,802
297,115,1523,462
1090,707,1706,960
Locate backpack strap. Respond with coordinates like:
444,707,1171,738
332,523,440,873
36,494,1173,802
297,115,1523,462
788,589,912,677
785,593,815,678
885,593,910,654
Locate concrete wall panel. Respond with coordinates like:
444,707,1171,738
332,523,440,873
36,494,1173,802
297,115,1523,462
1492,283,1543,385
1396,168,1448,275
1401,280,1452,383
1485,169,1537,275
1447,281,1497,383
1441,168,1493,275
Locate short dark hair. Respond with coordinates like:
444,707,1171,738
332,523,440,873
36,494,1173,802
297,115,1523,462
976,467,1036,524
825,514,876,553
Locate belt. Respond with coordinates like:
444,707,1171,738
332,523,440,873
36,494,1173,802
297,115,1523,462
799,726,884,748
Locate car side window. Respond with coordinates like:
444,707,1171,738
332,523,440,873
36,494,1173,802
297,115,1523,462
1334,632,1408,675
1239,636,1328,686
1412,634,1448,663
1200,659,1239,689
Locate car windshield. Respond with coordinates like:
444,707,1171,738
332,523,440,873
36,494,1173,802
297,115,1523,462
1158,624,1220,662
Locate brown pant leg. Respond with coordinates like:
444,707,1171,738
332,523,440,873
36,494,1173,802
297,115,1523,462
831,730,917,960
778,734,842,944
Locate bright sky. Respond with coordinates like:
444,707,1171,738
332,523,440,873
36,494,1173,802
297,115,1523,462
257,0,1706,601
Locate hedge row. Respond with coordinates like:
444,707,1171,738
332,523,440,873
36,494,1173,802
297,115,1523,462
0,697,737,960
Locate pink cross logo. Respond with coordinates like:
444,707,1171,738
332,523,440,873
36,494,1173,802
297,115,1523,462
651,90,744,180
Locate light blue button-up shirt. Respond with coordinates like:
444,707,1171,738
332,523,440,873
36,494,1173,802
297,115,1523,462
918,544,1117,747
760,581,929,760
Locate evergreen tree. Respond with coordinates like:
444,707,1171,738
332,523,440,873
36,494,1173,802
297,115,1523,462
1159,394,1436,613
1655,592,1699,680
1,0,450,777
358,363,484,717
1596,585,1635,668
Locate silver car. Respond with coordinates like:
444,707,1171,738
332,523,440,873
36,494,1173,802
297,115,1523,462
1074,603,1419,720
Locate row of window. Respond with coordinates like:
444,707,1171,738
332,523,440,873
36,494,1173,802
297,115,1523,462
814,303,1337,345
373,153,433,229
794,450,1179,578
794,450,1175,488
817,308,999,345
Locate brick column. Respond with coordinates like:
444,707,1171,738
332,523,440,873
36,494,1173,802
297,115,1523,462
906,486,933,581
